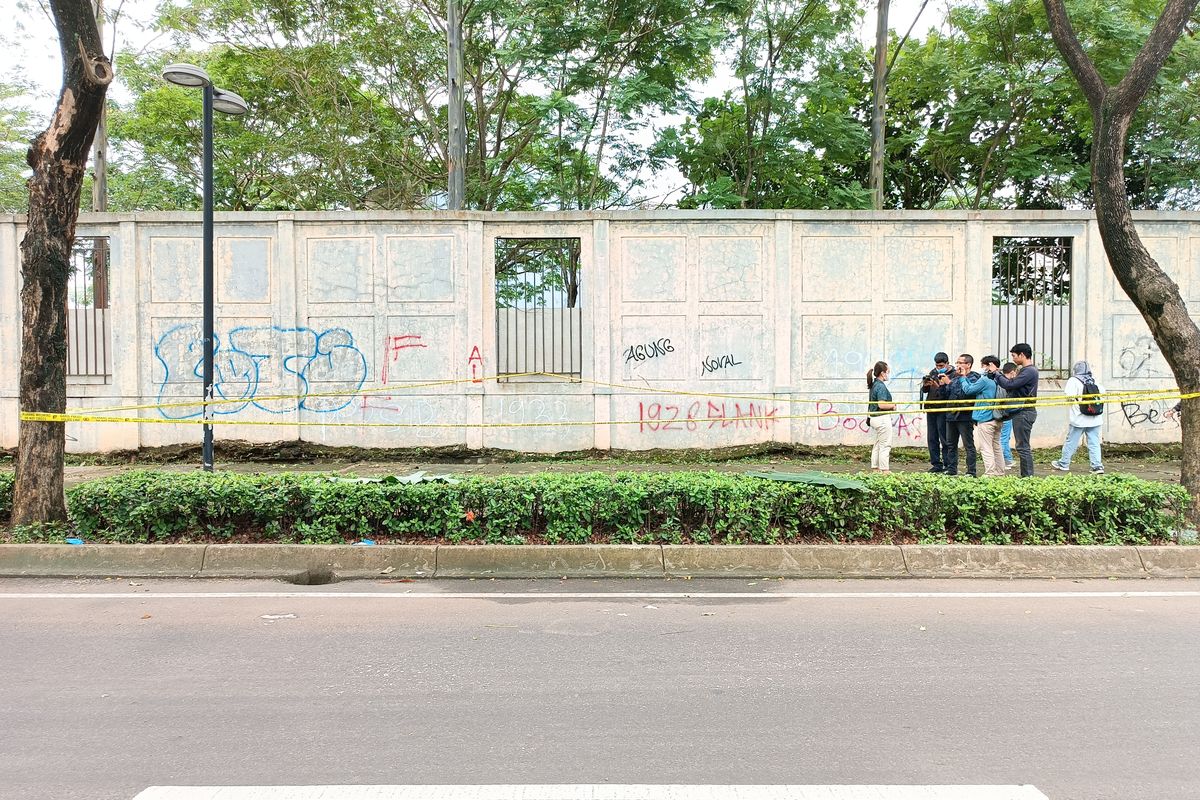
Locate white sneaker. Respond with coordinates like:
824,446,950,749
1051,461,1069,472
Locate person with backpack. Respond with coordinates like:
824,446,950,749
1051,360,1105,474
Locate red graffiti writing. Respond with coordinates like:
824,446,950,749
814,400,923,441
467,345,483,383
381,335,427,385
638,400,779,433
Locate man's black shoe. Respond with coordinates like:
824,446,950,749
927,466,944,473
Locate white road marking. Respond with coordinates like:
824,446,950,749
0,590,1198,600
131,785,1051,800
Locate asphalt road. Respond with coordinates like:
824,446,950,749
2,578,1198,800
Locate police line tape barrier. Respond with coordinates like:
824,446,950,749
17,371,1196,429
47,372,1190,418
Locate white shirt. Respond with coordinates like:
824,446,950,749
1065,376,1104,428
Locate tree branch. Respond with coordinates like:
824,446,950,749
1112,0,1199,119
1040,0,1107,112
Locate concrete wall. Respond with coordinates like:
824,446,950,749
1,210,1194,453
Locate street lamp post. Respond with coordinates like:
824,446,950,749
161,64,248,472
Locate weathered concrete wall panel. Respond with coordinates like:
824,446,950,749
0,211,1190,454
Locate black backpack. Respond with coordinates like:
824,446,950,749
1079,378,1103,416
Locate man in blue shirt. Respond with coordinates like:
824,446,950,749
960,356,1003,476
939,354,980,477
985,343,1039,477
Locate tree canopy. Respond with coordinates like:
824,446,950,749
4,0,1199,212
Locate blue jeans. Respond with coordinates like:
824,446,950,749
1060,425,1103,469
1001,420,1013,462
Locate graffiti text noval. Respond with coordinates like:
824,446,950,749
154,324,368,418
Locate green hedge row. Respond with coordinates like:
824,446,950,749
1,469,1188,545
0,471,12,524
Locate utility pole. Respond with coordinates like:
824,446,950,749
447,0,465,210
869,0,889,210
91,0,107,213
91,0,109,309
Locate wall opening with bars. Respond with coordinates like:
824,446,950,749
991,236,1072,377
67,236,111,381
494,237,583,380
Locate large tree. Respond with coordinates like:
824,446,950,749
1043,0,1200,524
659,0,871,209
14,0,112,525
101,0,727,211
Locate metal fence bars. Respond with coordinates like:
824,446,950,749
991,236,1072,377
67,236,111,380
495,237,583,380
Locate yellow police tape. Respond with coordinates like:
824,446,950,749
68,370,1190,415
17,368,1195,429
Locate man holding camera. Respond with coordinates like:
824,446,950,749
939,354,980,477
921,352,953,473
986,343,1039,478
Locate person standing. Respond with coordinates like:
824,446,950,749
998,362,1018,469
867,361,896,472
1052,360,1105,474
962,356,1004,476
921,352,952,473
987,343,1039,478
940,354,980,477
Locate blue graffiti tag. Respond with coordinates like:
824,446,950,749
153,324,368,418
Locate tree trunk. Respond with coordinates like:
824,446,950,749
1042,0,1200,525
1093,107,1200,524
12,0,112,526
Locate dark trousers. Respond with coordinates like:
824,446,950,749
926,413,948,469
1010,407,1038,477
945,419,977,477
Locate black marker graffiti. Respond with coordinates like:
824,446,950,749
1118,400,1181,428
624,338,674,364
700,353,743,376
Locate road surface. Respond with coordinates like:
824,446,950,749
2,578,1197,800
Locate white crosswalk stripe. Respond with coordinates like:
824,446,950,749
131,785,1051,800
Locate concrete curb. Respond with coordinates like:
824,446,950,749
436,545,663,578
201,544,437,580
0,544,207,577
900,545,1147,578
662,545,907,578
1,543,1198,580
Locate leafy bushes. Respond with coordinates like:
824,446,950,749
5,469,1182,545
0,471,12,524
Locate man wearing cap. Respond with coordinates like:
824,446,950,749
920,352,953,473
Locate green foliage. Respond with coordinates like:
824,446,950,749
95,0,729,212
660,0,872,209
0,79,36,213
883,0,1200,210
12,469,1187,545
0,471,13,524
